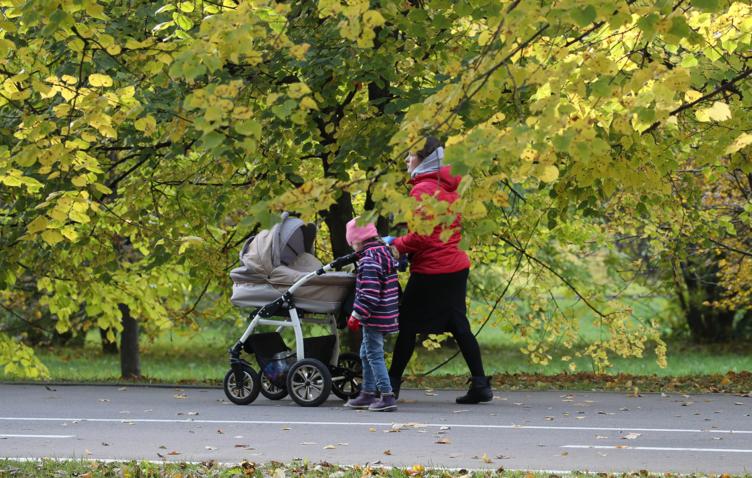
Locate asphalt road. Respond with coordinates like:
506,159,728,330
0,384,750,474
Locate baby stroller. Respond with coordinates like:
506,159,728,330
224,213,363,407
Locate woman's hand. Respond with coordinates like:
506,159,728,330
389,245,400,259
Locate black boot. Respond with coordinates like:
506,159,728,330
389,375,402,399
455,376,493,404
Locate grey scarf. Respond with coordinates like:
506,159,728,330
411,146,444,178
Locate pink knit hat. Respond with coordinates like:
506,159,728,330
345,217,378,246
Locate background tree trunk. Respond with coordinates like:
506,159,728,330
119,304,141,379
100,328,118,354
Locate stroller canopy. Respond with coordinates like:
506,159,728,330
231,212,355,313
240,212,317,276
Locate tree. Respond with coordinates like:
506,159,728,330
1,0,750,376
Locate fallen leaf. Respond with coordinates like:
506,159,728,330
84,449,93,456
281,427,291,431
435,438,451,444
158,445,167,449
235,444,251,448
217,429,224,434
205,446,217,451
118,387,127,391
167,451,181,456
560,451,569,456
101,442,109,446
368,427,376,432
622,432,641,440
482,453,492,463
545,416,554,421
323,444,336,449
173,393,188,399
383,450,392,455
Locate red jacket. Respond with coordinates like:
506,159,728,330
393,166,471,274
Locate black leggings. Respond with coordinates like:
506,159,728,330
389,315,486,379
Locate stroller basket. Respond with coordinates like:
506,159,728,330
245,332,337,387
246,332,294,387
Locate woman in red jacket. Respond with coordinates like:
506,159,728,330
388,137,492,404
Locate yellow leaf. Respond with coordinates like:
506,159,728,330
61,225,79,241
288,82,311,99
695,101,731,122
134,115,157,134
539,165,559,183
41,229,64,245
725,133,752,154
684,89,702,102
299,96,318,110
27,216,49,234
289,43,310,60
71,175,88,187
89,73,113,87
362,10,385,27
69,210,90,224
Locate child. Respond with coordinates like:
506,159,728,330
344,217,400,412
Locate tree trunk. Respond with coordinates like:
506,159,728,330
679,255,735,343
100,328,118,354
119,304,141,379
324,191,355,258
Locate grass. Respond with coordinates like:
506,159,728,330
1,459,750,478
1,295,750,391
2,319,751,393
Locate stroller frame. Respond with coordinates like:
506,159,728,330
225,253,361,407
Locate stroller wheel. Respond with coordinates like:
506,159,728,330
331,352,362,400
286,358,332,407
260,375,288,400
223,365,260,405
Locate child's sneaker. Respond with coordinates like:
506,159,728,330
368,393,397,412
345,391,377,409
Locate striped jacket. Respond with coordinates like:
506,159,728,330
351,239,400,333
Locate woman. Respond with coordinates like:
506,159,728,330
387,137,492,404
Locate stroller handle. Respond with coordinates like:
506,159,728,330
318,252,357,275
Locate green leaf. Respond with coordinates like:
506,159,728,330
691,0,721,12
570,5,597,28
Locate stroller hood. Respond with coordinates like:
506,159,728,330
239,213,317,276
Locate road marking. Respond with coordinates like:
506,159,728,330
0,434,74,439
563,445,752,453
0,417,751,435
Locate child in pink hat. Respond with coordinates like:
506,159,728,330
344,217,400,412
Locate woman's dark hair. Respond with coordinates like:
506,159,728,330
416,136,443,161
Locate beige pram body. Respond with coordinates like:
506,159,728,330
230,215,354,313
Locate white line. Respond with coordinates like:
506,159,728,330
0,434,74,439
1,417,751,435
563,445,752,453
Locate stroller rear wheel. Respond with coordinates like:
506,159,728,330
260,374,288,400
331,352,362,400
223,364,261,405
286,358,332,407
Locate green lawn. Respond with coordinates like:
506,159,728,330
3,319,750,386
